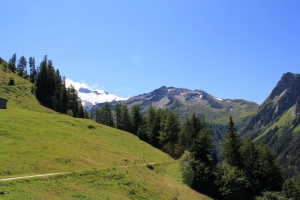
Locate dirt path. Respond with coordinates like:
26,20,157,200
0,161,176,182
0,172,70,182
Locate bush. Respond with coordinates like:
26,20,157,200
8,77,15,85
255,191,290,200
146,164,154,170
179,151,195,186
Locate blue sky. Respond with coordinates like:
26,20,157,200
1,1,299,104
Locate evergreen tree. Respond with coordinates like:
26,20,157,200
61,76,68,113
114,103,122,129
17,56,27,76
131,104,142,135
95,108,101,123
77,100,85,118
283,179,300,199
52,69,63,112
67,85,79,117
159,110,180,146
84,110,89,119
159,110,181,157
146,105,161,148
180,114,206,150
120,104,132,132
29,57,36,83
179,116,217,197
257,144,283,192
35,57,51,107
190,127,214,166
222,116,244,169
180,118,193,148
8,53,17,72
137,115,148,142
242,138,262,196
215,162,251,200
99,102,114,127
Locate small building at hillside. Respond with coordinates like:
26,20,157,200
0,98,8,109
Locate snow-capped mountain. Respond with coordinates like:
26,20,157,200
65,78,128,110
78,87,128,110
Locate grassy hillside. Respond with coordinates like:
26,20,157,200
0,65,209,199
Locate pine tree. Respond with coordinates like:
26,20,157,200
8,53,17,72
29,57,36,83
84,110,89,119
181,117,217,198
95,108,101,123
78,103,85,118
137,115,148,141
222,116,244,169
241,138,261,196
258,144,283,192
120,105,132,132
35,57,50,107
61,76,68,113
159,110,181,157
67,85,79,117
179,114,205,150
131,104,142,135
146,105,161,148
190,128,214,166
17,56,27,76
159,110,180,146
114,103,122,129
99,102,114,127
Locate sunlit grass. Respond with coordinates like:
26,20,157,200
0,68,209,199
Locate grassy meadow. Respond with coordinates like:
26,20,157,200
0,66,209,199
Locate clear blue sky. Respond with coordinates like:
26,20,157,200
1,1,299,104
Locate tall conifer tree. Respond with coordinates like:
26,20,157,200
8,53,17,72
29,57,36,83
222,116,244,169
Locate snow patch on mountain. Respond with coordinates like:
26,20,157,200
65,78,128,109
213,96,223,101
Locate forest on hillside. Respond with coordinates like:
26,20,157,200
0,54,86,118
1,54,300,199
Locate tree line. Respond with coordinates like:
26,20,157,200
2,53,85,118
92,102,300,199
90,103,182,156
2,53,299,199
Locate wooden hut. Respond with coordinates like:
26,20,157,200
0,98,8,109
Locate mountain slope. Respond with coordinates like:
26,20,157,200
0,64,208,199
93,86,258,139
242,72,300,177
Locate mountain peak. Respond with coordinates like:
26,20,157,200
78,87,92,93
269,72,297,99
77,87,128,110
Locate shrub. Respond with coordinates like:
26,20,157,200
146,164,154,170
179,151,195,186
8,77,15,85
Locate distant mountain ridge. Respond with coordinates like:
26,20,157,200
77,87,128,110
241,72,300,177
91,85,258,140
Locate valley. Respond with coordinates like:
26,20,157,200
1,57,300,199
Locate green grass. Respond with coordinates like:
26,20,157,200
0,162,209,200
0,66,209,199
254,108,294,141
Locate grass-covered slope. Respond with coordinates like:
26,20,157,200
0,66,209,199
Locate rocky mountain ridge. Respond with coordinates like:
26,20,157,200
241,72,300,177
91,86,258,140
